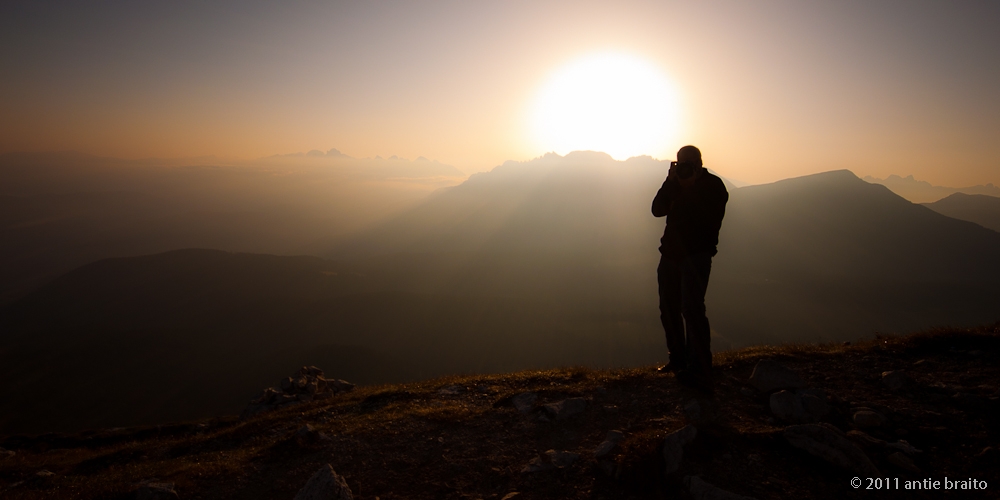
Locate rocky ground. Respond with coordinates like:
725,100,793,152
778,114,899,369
1,325,998,499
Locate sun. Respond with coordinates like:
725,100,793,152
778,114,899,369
530,52,682,160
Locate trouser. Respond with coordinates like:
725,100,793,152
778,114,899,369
657,252,713,373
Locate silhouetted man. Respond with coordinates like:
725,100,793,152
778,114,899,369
651,145,728,391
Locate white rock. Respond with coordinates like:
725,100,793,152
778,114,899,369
135,482,179,500
769,390,830,423
784,423,880,477
663,425,698,474
293,464,353,500
881,371,911,391
543,398,586,420
852,410,887,428
748,360,806,393
594,430,625,458
887,452,921,473
511,392,537,414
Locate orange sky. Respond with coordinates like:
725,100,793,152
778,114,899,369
2,1,998,186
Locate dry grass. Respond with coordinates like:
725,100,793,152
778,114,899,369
1,324,998,499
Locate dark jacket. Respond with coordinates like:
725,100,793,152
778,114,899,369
651,170,729,259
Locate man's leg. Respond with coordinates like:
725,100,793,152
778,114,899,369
657,255,686,369
680,253,713,375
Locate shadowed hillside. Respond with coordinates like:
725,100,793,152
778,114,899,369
923,193,1000,232
0,326,997,499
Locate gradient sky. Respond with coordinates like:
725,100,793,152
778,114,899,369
2,0,998,185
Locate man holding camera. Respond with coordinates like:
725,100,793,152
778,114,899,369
651,145,728,392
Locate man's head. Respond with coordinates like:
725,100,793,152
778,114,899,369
676,145,702,166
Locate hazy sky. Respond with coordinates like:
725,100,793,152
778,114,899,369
2,1,998,185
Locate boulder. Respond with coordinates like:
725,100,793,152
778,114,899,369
293,464,353,500
852,410,887,428
663,425,698,474
887,452,921,473
511,392,538,414
784,423,880,477
135,483,179,500
594,430,624,458
748,360,806,393
0,448,15,458
241,368,354,419
684,399,719,425
881,371,912,391
769,389,830,423
521,450,579,473
686,476,758,500
543,398,586,420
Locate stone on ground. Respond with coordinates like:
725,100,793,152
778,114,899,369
748,360,806,393
686,475,759,500
663,425,698,474
511,392,537,414
784,423,880,477
293,464,353,500
135,482,179,500
521,450,579,473
543,398,586,419
769,389,830,423
852,409,887,428
881,371,912,391
594,430,624,458
887,452,921,473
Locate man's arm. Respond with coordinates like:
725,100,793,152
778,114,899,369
651,177,680,217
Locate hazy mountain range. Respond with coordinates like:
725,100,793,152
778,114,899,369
923,192,1000,232
0,151,464,304
2,151,999,434
863,173,1000,203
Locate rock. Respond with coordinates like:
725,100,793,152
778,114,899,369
543,398,586,419
437,385,464,396
739,387,755,397
887,452,921,473
594,430,625,458
846,430,886,449
748,360,806,393
327,379,356,392
663,425,698,474
295,424,330,444
686,476,758,500
242,368,354,419
501,493,520,500
521,450,579,473
852,410,887,428
974,446,999,466
887,440,922,455
546,449,580,468
684,399,719,424
135,482,179,500
521,455,554,473
0,448,14,458
511,392,537,414
881,371,911,391
770,390,830,423
294,464,353,500
784,423,880,477
35,470,55,478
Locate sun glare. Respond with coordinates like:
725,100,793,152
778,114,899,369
530,52,681,160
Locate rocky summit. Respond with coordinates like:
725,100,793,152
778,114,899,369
0,326,998,499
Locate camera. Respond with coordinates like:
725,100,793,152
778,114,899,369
671,161,698,180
